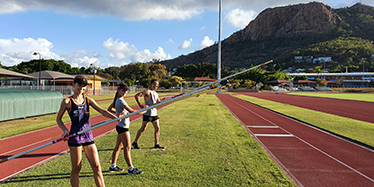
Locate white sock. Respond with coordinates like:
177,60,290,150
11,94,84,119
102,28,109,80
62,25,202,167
111,164,116,168
129,166,134,170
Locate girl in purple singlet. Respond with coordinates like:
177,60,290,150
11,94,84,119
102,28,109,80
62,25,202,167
56,75,118,187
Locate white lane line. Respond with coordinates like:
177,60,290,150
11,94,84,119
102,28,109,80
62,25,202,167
1,139,50,156
255,134,294,137
248,126,279,128
225,95,374,184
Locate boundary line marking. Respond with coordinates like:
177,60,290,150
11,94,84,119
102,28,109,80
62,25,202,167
255,134,294,137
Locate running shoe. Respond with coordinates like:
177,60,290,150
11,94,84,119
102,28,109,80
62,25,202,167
132,142,140,149
109,166,125,172
154,144,164,149
128,168,144,175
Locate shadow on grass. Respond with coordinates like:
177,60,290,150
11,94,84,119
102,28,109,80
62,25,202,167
3,171,129,184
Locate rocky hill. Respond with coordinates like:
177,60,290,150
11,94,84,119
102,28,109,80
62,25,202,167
161,2,374,71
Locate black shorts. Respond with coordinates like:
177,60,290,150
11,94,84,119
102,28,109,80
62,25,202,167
68,141,95,147
143,115,159,122
116,125,129,134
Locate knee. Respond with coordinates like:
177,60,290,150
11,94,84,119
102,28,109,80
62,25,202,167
124,144,131,152
91,163,102,173
71,164,82,174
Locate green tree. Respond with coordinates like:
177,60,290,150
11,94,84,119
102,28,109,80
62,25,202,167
243,80,256,89
293,75,308,81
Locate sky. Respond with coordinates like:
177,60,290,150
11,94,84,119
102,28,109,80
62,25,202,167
1,0,373,69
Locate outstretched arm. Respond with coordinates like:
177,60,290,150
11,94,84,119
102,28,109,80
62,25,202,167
89,97,118,119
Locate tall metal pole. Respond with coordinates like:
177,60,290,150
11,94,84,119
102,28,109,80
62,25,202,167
217,0,222,81
90,64,96,95
33,52,41,90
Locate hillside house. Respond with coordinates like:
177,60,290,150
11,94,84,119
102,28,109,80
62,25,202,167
313,57,332,63
294,56,313,63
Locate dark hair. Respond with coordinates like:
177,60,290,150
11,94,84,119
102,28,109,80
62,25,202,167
118,83,128,91
112,83,128,104
151,79,158,84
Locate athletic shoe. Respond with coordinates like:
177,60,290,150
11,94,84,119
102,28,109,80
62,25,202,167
154,144,164,149
132,142,140,149
128,168,144,175
109,166,125,172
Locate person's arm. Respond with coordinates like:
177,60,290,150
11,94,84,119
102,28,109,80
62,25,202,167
89,97,118,119
56,98,70,139
107,101,116,113
135,90,148,108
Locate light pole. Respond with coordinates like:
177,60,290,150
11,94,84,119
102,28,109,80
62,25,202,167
90,64,96,95
33,52,41,90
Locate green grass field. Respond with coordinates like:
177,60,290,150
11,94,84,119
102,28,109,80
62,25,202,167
286,92,374,102
2,94,292,186
233,94,374,148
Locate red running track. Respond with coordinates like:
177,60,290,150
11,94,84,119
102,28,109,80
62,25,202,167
0,103,169,183
237,92,374,124
217,94,374,187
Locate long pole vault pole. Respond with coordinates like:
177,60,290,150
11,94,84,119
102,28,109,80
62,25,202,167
0,60,272,164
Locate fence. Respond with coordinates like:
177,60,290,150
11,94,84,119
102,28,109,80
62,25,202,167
0,85,137,97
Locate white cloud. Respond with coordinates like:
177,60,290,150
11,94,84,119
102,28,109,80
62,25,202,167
0,1,24,14
103,38,171,63
167,39,174,44
198,36,214,50
0,0,207,21
178,39,192,50
225,8,257,29
102,38,137,60
60,50,101,68
0,37,59,66
131,47,172,62
0,37,103,68
1,0,373,21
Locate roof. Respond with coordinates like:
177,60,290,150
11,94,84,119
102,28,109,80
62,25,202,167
188,77,216,82
293,80,316,83
70,74,108,82
320,80,338,84
28,70,75,80
0,68,36,79
266,80,292,84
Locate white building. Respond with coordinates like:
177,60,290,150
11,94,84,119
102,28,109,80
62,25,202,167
313,57,332,63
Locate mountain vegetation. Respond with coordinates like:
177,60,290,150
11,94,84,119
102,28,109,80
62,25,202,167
160,2,374,73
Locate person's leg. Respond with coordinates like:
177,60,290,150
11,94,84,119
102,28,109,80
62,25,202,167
119,131,132,167
121,131,144,175
134,121,149,143
111,135,123,165
151,119,161,146
109,135,124,172
69,146,82,187
84,144,105,187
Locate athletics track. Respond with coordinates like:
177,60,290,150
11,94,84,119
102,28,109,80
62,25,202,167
217,93,374,187
2,93,374,186
238,92,374,124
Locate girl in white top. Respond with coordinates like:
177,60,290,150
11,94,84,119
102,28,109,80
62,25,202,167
107,83,144,175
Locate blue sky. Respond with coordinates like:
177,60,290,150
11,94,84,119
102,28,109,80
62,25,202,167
1,0,373,69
